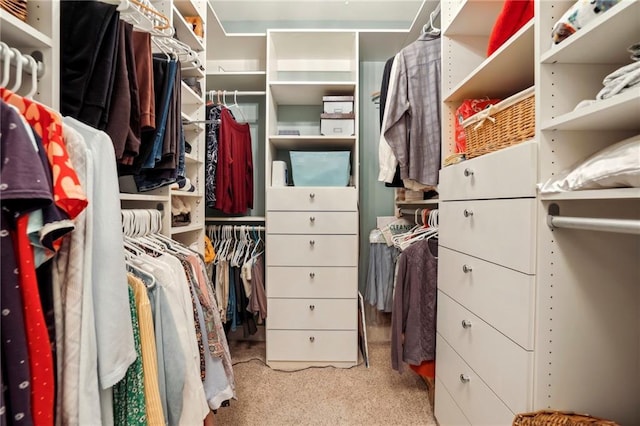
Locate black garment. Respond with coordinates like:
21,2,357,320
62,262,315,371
60,0,120,128
379,56,404,188
234,267,257,338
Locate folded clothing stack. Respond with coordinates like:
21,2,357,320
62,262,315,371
596,42,640,100
171,196,191,227
170,176,196,192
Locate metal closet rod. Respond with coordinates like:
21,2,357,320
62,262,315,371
547,203,640,235
208,90,266,97
0,45,45,78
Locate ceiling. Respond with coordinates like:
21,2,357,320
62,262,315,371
209,0,429,33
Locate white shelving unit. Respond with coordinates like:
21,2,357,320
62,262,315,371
119,0,207,254
264,29,360,370
435,1,639,425
0,1,59,109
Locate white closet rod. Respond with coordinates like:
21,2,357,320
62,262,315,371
0,43,45,77
547,204,640,235
208,90,266,97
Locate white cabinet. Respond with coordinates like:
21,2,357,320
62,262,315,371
437,1,640,425
265,30,359,369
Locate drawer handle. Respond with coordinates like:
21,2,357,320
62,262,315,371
310,216,316,223
309,193,316,199
309,305,315,311
460,373,471,384
463,209,473,218
461,319,472,329
462,264,472,273
464,168,474,177
309,336,315,342
309,240,315,247
309,272,315,279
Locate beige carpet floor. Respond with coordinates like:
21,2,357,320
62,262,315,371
214,340,437,426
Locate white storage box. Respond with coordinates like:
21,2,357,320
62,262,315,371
320,112,355,136
323,95,354,114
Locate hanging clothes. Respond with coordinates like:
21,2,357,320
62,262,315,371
382,33,441,189
391,238,438,372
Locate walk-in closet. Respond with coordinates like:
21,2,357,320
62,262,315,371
1,0,638,425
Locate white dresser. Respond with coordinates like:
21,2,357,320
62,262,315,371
435,141,537,425
265,187,359,369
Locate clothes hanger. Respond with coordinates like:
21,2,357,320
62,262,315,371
9,48,22,93
24,55,38,99
126,259,157,289
231,90,249,123
0,43,11,88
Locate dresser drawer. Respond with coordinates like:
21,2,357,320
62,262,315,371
267,211,358,235
267,330,357,362
266,234,358,266
267,266,357,298
439,140,537,201
437,292,533,415
267,187,358,211
436,334,515,426
267,298,357,330
438,247,535,350
439,198,537,274
435,377,470,426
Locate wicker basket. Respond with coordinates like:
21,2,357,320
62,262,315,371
1,0,28,22
462,86,535,159
513,410,620,426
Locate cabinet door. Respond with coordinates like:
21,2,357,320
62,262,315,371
437,292,533,415
267,211,358,234
439,141,537,201
267,298,357,330
435,377,471,426
438,247,535,350
436,334,516,426
266,234,358,266
439,198,537,274
267,187,358,211
267,266,357,298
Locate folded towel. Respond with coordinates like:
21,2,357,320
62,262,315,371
487,0,534,56
597,65,640,100
602,60,640,85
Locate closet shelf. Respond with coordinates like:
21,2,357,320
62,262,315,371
173,0,204,21
205,216,266,222
184,152,203,163
171,223,203,234
171,190,202,198
119,193,169,202
181,65,206,80
540,1,639,65
0,9,53,47
173,5,205,52
269,135,356,149
443,0,504,37
444,20,534,102
181,80,204,105
541,89,640,131
396,199,440,207
540,188,640,201
269,82,357,105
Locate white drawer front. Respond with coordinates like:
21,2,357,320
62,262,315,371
267,266,357,298
437,292,533,415
266,234,358,266
439,198,537,274
435,377,470,426
267,298,357,330
267,330,357,362
267,187,358,211
436,334,515,426
439,141,537,201
267,211,358,235
438,247,535,350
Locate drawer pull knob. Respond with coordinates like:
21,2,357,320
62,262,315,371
460,373,471,383
309,193,316,199
309,305,315,311
463,209,473,218
309,336,315,342
310,216,316,223
309,240,315,247
309,272,315,279
462,264,472,273
461,319,472,329
464,168,474,177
